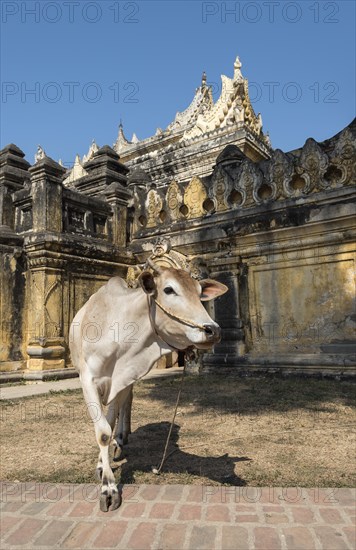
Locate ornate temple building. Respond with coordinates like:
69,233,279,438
0,57,355,380
113,57,271,187
65,57,271,192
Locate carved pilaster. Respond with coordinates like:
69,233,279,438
209,257,246,356
0,144,30,228
103,182,132,247
26,260,65,371
29,156,66,233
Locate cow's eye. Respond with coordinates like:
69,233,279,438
164,286,175,295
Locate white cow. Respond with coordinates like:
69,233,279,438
69,262,228,511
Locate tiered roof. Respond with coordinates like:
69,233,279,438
63,57,271,186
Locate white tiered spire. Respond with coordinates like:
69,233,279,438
113,121,131,153
82,139,99,164
63,154,88,186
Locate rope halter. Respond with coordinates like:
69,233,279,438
153,297,207,331
144,257,207,333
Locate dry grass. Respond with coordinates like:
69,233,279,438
0,374,355,487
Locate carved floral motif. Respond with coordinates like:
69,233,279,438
145,189,162,228
211,167,230,212
267,149,294,198
296,138,329,191
166,180,182,220
330,127,356,184
238,161,266,206
183,176,207,218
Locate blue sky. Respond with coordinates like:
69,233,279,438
1,0,355,166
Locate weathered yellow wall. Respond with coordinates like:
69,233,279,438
248,249,355,356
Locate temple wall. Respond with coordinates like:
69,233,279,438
0,120,355,378
247,246,354,358
130,121,356,375
205,204,355,374
0,236,27,370
0,146,133,376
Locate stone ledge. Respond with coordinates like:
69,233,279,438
0,368,79,385
202,362,356,380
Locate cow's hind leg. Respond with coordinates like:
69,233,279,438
113,384,133,461
80,374,120,512
123,384,133,444
96,452,103,480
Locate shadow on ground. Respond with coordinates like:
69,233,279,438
137,373,356,417
117,422,249,486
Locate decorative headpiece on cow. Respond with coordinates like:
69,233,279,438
126,237,212,287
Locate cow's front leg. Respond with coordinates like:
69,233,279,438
99,443,120,512
96,397,120,479
81,373,120,512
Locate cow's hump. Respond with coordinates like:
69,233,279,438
106,276,130,296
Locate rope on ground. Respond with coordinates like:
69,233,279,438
152,363,186,475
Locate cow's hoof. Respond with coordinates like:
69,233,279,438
100,494,109,512
100,491,121,512
110,492,121,511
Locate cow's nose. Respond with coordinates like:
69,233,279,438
203,323,221,342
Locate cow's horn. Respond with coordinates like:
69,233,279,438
146,257,163,274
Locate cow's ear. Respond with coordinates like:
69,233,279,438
199,279,228,301
139,270,156,295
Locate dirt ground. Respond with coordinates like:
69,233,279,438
0,374,355,487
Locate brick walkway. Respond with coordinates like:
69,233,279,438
0,483,354,549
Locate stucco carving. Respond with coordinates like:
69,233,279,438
146,189,163,228
211,167,231,212
296,138,329,191
183,57,265,142
330,127,356,184
237,160,267,206
242,80,262,135
166,180,183,220
35,145,46,163
183,176,207,218
267,149,294,198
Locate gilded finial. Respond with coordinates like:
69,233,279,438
234,56,242,69
234,56,242,80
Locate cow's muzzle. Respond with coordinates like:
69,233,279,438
203,323,221,343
